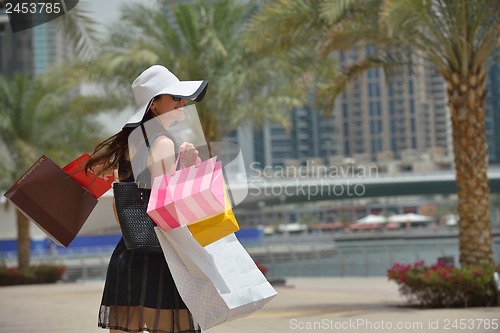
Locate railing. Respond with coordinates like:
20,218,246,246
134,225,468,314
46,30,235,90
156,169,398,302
263,237,500,278
2,236,499,280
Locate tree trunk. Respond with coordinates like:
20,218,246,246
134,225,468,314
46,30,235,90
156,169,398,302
199,108,220,154
446,66,493,267
16,209,30,271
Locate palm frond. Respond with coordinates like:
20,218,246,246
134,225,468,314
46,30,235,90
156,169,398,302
319,0,359,24
58,1,101,60
315,54,407,115
242,0,323,53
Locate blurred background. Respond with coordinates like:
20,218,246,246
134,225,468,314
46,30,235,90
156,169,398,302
1,0,499,282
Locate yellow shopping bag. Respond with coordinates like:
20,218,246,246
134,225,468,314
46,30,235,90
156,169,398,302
188,191,239,246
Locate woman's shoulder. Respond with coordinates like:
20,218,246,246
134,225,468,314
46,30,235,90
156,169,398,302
150,135,175,150
149,136,176,163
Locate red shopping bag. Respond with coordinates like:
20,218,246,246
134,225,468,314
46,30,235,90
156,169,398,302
4,155,98,247
62,153,113,199
147,156,225,229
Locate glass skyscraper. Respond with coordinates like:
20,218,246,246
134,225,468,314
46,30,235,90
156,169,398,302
0,7,33,76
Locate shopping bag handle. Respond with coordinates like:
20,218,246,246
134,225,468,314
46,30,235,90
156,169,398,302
169,152,202,175
63,152,110,193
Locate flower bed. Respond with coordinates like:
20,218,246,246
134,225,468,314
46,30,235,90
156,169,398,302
387,260,499,308
0,264,66,286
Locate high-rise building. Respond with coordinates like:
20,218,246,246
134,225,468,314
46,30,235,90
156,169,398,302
0,5,73,78
486,55,500,164
334,46,452,162
0,7,33,76
32,20,73,76
418,61,453,156
251,46,453,170
253,105,328,167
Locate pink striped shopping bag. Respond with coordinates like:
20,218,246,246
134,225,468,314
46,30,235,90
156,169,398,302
147,156,226,229
146,174,180,230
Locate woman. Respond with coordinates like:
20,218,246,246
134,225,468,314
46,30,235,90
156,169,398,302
85,65,208,333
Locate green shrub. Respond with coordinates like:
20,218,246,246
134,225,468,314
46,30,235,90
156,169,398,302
0,264,66,286
387,260,499,308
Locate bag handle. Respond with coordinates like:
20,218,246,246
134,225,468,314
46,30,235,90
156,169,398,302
170,152,202,175
63,153,109,193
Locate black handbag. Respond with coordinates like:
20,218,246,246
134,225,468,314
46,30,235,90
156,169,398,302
112,124,176,255
113,182,162,254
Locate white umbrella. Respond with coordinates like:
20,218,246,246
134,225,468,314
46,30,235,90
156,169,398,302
388,213,432,223
356,214,387,224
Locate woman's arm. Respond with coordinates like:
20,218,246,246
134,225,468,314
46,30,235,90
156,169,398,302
147,137,200,181
148,137,176,180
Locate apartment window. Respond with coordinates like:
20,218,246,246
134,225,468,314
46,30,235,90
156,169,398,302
342,103,348,118
388,85,394,97
343,122,350,136
273,141,291,147
367,68,380,79
371,140,377,155
271,128,286,135
376,101,382,116
352,92,361,101
369,102,376,116
344,141,351,155
369,102,375,116
391,138,397,152
410,118,416,133
368,82,381,97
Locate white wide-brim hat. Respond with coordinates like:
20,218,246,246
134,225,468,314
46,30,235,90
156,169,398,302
123,65,208,128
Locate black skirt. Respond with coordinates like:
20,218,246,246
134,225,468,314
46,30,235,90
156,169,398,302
98,238,201,333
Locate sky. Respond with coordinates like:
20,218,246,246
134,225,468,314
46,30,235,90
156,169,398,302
84,0,155,35
80,0,156,133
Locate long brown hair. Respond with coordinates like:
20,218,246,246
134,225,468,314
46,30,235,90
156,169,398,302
85,108,156,179
84,128,132,178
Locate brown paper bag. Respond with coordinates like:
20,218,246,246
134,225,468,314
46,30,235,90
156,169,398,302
4,155,98,247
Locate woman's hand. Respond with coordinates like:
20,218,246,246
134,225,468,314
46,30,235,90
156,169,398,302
179,142,200,167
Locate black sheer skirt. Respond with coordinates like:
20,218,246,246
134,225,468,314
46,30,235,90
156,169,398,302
98,239,201,333
98,132,198,332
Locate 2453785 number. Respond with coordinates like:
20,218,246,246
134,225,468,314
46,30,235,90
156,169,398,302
5,2,62,15
443,318,498,330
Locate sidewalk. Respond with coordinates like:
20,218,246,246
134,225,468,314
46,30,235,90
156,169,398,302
0,277,498,333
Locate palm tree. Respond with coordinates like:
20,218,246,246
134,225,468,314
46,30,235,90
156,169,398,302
0,1,110,271
0,73,117,271
243,0,500,266
85,0,312,142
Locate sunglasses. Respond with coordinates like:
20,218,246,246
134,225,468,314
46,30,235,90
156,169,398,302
171,95,182,102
